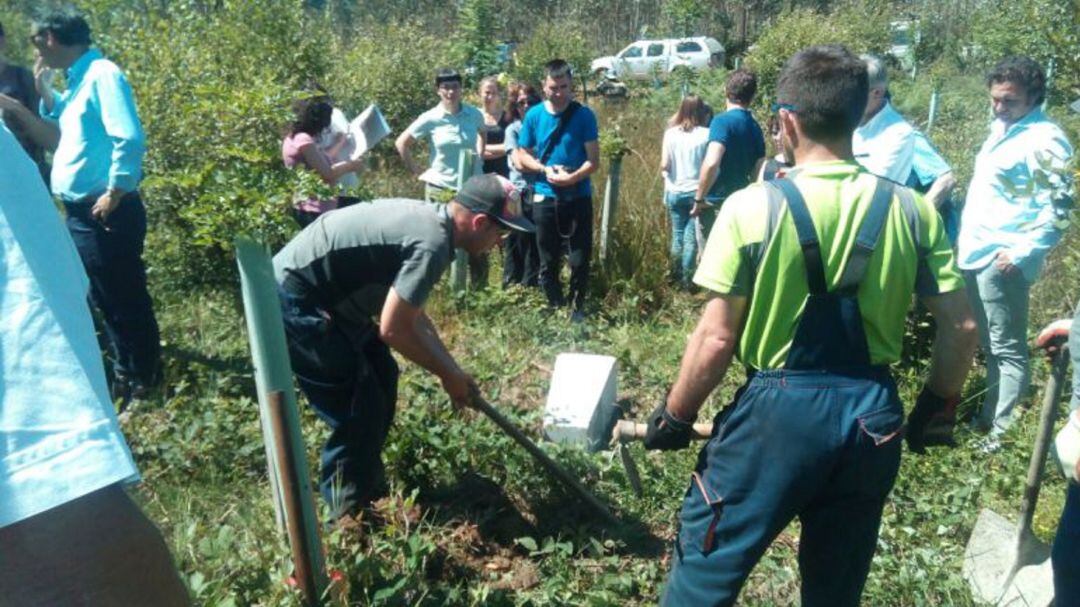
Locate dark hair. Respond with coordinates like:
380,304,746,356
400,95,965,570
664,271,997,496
32,8,92,46
0,21,5,38
506,81,540,121
434,67,462,87
288,95,333,137
987,56,1046,106
725,69,758,105
668,95,710,131
776,45,868,142
542,59,572,81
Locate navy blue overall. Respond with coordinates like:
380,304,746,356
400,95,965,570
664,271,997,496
662,178,907,607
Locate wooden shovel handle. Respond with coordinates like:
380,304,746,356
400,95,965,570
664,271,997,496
612,419,714,443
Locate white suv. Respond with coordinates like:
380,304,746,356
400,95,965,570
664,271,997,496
590,37,725,81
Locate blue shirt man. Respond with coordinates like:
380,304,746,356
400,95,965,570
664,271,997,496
6,11,161,403
40,47,145,201
512,59,600,319
517,100,599,199
694,69,766,240
957,57,1074,448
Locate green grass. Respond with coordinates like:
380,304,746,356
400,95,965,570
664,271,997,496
125,77,1079,605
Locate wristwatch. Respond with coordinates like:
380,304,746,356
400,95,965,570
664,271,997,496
693,198,704,205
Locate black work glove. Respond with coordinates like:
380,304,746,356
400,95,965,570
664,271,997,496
643,397,694,451
906,386,959,454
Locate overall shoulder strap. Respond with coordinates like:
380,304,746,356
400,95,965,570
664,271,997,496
771,178,827,295
836,178,894,292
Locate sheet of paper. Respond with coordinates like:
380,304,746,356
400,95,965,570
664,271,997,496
349,104,391,160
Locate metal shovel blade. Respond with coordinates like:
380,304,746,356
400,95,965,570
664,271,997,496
616,441,644,497
962,347,1069,606
962,508,1053,606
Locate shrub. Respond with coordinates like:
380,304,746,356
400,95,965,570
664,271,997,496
744,1,891,105
510,20,595,87
324,21,454,136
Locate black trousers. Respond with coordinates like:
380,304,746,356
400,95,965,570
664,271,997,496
64,192,161,387
533,196,592,312
502,199,539,288
278,288,398,518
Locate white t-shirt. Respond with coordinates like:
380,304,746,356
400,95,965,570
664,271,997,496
662,126,709,194
317,107,360,190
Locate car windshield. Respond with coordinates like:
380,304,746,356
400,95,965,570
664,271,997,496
620,45,642,58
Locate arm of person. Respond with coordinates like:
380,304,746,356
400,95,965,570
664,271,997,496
379,287,477,407
920,289,978,397
659,130,671,181
299,141,363,185
395,131,424,178
512,145,546,174
923,170,956,209
474,127,486,166
482,126,506,160
665,294,748,421
0,94,60,151
547,140,600,187
482,143,506,159
693,141,724,212
87,72,149,221
34,57,56,114
324,131,347,159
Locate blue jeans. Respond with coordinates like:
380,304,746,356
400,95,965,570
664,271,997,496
278,288,398,518
662,368,904,607
1054,483,1080,607
965,265,1031,435
665,191,697,284
64,193,161,387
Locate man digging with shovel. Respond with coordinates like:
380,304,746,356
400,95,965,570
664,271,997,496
643,45,978,607
273,174,534,520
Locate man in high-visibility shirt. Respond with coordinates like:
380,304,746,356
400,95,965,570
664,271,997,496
644,45,978,607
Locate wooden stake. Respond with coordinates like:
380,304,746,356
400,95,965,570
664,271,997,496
599,156,623,262
267,391,326,607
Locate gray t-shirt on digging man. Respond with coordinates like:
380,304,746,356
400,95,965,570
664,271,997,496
273,199,454,326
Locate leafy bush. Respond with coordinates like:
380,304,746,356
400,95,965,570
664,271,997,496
744,1,891,104
326,21,454,131
510,20,595,86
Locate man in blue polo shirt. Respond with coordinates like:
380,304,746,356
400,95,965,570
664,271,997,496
1,9,161,407
513,59,600,321
958,56,1074,451
693,69,766,241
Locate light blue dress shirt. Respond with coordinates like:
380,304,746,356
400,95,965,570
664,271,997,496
909,130,952,187
0,124,139,528
39,48,145,202
958,109,1074,282
853,101,916,184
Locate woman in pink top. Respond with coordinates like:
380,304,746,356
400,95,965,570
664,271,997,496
282,96,364,227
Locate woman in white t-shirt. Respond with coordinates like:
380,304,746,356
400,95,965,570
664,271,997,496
660,95,712,287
